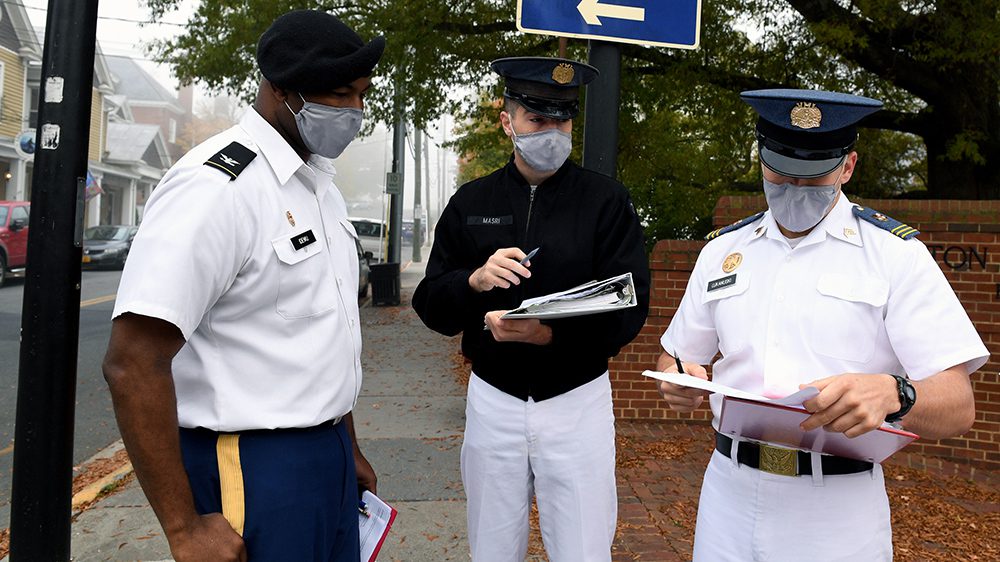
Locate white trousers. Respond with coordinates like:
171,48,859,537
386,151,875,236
462,373,617,562
693,449,893,561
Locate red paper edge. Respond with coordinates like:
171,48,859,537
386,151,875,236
367,505,399,562
724,396,920,439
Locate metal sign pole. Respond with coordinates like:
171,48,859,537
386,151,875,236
582,40,622,179
10,0,100,559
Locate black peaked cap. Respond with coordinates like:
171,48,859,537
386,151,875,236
257,10,386,94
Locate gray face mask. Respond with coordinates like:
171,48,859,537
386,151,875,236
285,93,362,159
511,127,572,173
763,177,840,233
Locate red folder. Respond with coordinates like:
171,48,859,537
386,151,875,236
719,396,918,464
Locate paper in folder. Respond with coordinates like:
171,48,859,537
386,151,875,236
641,370,918,463
358,490,397,562
501,272,637,320
718,396,918,464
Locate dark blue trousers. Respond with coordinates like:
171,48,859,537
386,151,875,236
179,420,360,561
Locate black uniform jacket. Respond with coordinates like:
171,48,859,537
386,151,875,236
412,158,650,401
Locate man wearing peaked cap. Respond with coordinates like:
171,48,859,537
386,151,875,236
655,88,988,560
414,56,650,561
104,9,384,561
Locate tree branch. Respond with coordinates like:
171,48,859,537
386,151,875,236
860,108,929,136
783,0,946,101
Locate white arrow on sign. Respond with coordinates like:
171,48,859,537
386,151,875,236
577,0,646,26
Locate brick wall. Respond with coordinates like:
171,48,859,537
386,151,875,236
611,197,1000,470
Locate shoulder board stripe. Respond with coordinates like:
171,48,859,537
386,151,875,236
705,211,765,241
852,205,919,240
204,141,257,181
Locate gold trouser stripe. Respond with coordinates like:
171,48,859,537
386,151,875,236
216,434,246,536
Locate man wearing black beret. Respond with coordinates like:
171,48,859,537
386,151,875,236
414,57,650,561
104,10,384,561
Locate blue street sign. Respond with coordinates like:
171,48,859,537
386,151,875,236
517,0,702,49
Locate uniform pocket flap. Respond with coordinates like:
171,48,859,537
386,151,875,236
702,272,751,304
271,229,322,266
816,273,889,307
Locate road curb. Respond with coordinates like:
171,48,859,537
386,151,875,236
71,462,133,510
70,439,134,510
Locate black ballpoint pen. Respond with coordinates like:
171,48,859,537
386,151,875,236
673,350,685,374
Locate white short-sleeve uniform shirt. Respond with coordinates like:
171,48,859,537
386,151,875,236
662,194,988,424
114,108,364,432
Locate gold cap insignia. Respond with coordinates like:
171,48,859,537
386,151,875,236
790,102,822,129
286,211,295,227
722,252,743,273
552,63,575,85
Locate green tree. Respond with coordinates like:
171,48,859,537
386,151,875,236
144,0,999,242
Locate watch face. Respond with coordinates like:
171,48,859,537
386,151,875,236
903,381,916,403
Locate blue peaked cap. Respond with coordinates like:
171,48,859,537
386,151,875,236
740,89,883,178
492,57,599,119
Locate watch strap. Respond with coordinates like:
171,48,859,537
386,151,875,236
885,374,916,423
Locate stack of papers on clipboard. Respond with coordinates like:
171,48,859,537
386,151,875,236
502,272,637,320
642,370,918,463
358,490,397,562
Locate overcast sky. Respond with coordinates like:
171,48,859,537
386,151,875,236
20,0,198,96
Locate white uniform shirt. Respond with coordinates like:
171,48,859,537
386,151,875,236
114,108,364,431
662,194,989,423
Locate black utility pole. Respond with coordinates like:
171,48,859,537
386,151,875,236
10,1,100,559
582,40,621,179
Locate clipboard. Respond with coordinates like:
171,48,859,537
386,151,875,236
358,490,397,562
718,396,918,464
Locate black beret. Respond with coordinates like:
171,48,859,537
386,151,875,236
257,10,385,94
491,57,599,120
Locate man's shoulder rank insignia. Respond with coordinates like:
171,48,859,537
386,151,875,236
852,205,919,240
204,141,257,181
705,211,766,241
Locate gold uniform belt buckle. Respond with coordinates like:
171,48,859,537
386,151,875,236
758,443,798,476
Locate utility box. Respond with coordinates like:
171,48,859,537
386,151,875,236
370,262,401,306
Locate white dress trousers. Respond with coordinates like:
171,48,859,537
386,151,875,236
462,373,617,562
694,450,892,561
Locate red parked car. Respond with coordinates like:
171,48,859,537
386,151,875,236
0,200,30,288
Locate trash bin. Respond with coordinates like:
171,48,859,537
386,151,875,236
369,262,401,306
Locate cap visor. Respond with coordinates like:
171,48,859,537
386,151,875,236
760,147,845,179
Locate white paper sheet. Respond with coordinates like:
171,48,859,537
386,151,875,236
358,490,397,562
641,370,820,406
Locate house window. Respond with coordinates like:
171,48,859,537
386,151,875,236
28,85,39,128
168,118,176,143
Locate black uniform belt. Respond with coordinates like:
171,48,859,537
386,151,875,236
715,432,873,477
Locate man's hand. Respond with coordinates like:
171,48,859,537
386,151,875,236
799,373,900,438
654,352,710,412
484,310,553,345
354,446,378,495
168,513,246,562
468,248,531,292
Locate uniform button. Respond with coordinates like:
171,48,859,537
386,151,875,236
349,319,355,326
776,295,785,302
785,255,793,262
337,278,343,285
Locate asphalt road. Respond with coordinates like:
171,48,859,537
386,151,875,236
0,269,124,531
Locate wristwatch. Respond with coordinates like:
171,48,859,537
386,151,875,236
885,374,917,423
